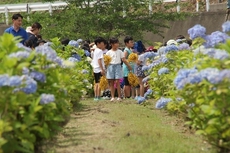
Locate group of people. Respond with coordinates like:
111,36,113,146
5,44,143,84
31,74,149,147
4,13,192,103
4,13,45,49
91,36,154,102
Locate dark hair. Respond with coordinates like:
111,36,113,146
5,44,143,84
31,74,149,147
176,35,185,40
61,38,70,46
31,22,42,31
187,39,192,46
37,34,42,40
124,36,133,44
37,39,46,44
12,14,23,20
82,43,90,51
109,37,119,44
94,37,106,45
24,39,34,48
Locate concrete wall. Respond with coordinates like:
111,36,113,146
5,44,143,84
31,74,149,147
0,11,227,44
145,11,227,43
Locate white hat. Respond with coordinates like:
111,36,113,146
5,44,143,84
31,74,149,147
167,39,178,46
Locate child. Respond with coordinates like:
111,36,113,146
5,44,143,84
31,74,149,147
106,37,132,101
92,37,106,101
136,50,147,99
123,36,135,99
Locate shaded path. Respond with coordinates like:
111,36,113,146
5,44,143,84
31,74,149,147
41,99,214,153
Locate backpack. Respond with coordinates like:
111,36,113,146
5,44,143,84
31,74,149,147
134,40,145,53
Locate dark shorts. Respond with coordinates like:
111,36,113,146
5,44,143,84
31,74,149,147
124,77,130,86
94,72,102,83
136,65,145,78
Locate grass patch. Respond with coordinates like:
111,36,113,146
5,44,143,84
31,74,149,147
40,99,215,153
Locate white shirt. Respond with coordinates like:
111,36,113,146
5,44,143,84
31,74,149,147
91,48,105,73
106,49,124,64
138,54,147,66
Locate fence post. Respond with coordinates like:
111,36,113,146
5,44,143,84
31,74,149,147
4,6,9,25
49,2,52,15
149,0,153,15
26,3,30,22
196,0,199,12
206,0,209,12
176,0,181,13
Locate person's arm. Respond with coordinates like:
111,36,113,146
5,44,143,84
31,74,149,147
98,58,105,75
122,50,132,70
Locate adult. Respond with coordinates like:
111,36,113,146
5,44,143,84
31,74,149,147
5,14,27,44
26,22,42,48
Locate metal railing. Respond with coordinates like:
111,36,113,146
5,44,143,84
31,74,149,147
0,0,214,25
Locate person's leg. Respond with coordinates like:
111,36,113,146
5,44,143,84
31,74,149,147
135,85,140,99
109,79,115,100
116,79,121,100
123,77,131,98
131,87,135,98
139,77,144,97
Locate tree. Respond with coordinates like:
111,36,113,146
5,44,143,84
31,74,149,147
24,0,188,42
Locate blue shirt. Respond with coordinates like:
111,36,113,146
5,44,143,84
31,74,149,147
5,26,28,44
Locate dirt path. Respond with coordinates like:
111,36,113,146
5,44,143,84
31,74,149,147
41,99,214,153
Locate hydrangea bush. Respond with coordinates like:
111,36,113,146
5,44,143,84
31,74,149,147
146,22,230,152
0,34,92,153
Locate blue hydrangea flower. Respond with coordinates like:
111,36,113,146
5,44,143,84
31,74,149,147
9,51,30,59
178,43,190,50
35,45,58,61
144,89,153,98
158,67,169,75
213,69,230,83
174,69,198,89
40,93,55,104
68,57,79,62
143,52,158,59
187,73,203,84
72,53,81,61
0,74,9,86
30,71,46,83
155,97,172,109
22,67,30,75
142,65,149,71
158,46,166,55
68,40,79,48
20,76,37,94
17,43,32,52
199,68,220,84
142,76,150,83
53,57,63,66
160,55,168,63
222,21,230,33
82,69,89,74
204,31,229,48
164,45,179,54
188,24,206,40
84,50,90,57
9,76,22,87
137,96,146,104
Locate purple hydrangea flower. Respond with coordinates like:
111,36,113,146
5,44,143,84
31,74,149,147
188,24,206,40
9,76,22,87
53,57,63,66
84,50,90,57
9,51,30,59
0,74,9,86
17,43,32,52
204,31,229,48
199,68,220,84
222,21,230,33
155,97,172,109
178,43,190,50
164,45,179,54
158,67,169,75
40,93,55,104
30,71,46,83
